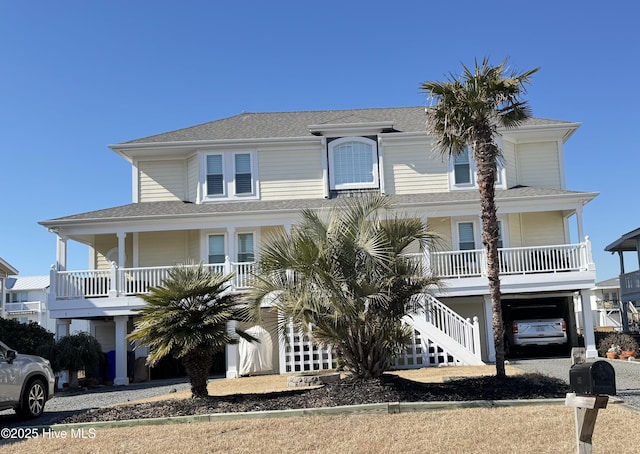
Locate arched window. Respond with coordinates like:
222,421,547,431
328,137,378,190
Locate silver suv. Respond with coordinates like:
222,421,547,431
0,340,55,418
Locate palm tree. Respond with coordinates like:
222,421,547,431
128,263,255,397
248,195,440,379
420,58,538,377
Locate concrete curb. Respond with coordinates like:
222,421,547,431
36,398,567,432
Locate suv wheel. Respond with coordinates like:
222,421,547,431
17,379,47,418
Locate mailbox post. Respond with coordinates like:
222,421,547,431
566,353,616,454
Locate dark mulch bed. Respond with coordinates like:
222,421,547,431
57,373,569,425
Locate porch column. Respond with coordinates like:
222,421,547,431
117,232,127,268
114,316,130,385
483,295,496,362
575,205,585,243
226,320,239,378
578,291,598,358
56,234,68,271
227,227,236,263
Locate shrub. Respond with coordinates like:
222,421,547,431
0,318,55,356
597,332,639,357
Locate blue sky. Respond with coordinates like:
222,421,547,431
1,1,638,281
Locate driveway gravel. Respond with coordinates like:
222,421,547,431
511,357,640,410
0,377,192,428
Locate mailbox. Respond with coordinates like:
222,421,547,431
569,360,616,396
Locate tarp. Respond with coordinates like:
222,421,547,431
239,325,274,376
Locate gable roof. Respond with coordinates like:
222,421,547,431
117,107,576,145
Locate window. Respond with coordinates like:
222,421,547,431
234,153,253,194
237,233,254,262
458,222,476,250
208,234,226,264
453,147,472,185
206,155,224,196
328,137,378,190
203,151,257,200
450,145,506,189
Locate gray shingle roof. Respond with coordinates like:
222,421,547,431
119,107,574,145
40,187,595,225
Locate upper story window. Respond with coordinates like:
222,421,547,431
328,137,379,190
450,145,505,190
454,148,473,186
203,151,257,200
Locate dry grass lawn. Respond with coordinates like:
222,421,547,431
2,366,637,454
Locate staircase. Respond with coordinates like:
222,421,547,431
279,294,484,374
398,294,484,367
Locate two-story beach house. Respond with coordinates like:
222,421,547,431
40,107,598,385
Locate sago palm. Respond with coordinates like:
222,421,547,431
421,58,538,377
128,263,254,397
249,195,440,379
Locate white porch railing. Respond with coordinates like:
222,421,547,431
408,240,591,279
51,241,592,301
4,301,43,314
52,259,256,300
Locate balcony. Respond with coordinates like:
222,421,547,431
406,240,595,297
621,270,640,303
4,301,43,314
49,240,595,314
51,260,256,301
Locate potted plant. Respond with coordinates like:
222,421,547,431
598,332,639,359
606,344,621,359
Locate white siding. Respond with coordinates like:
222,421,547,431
186,155,199,202
502,140,517,188
384,143,448,195
259,147,325,200
520,212,566,246
138,160,186,202
429,217,452,251
138,231,191,266
516,142,561,188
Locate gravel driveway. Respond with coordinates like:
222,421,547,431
0,377,192,428
511,357,640,409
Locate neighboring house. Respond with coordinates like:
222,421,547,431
0,257,19,319
3,275,89,335
39,107,599,385
605,228,640,331
588,277,627,331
